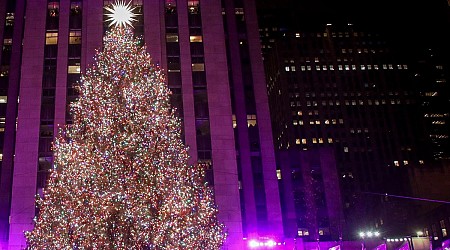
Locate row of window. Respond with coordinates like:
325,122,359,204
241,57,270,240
295,138,334,144
45,31,81,45
291,99,409,107
166,34,203,43
285,64,408,72
292,119,344,126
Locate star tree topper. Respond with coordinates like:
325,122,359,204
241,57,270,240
104,0,138,28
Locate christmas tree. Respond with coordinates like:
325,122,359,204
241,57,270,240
25,2,225,249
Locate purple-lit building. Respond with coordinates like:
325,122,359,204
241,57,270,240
0,0,284,248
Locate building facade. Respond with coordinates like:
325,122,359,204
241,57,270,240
0,0,283,248
265,24,432,238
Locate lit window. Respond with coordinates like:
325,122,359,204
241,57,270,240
345,65,350,70
46,32,58,45
166,34,179,42
339,119,344,124
285,66,290,72
436,65,443,70
276,169,282,180
302,139,307,144
322,65,327,70
328,138,333,143
338,65,343,70
403,160,409,165
315,120,320,124
319,229,324,235
293,120,298,125
192,63,205,71
298,230,303,236
394,161,399,167
189,35,202,42
361,65,365,70
291,66,296,71
344,147,348,152
5,13,14,26
0,96,7,103
419,160,425,164
299,121,303,125
318,138,323,143
307,66,311,70
301,66,306,71
68,65,80,74
296,139,301,145
329,65,334,70
235,8,244,14
247,114,257,127
69,31,81,44
316,65,321,70
3,38,12,45
367,65,372,70
188,0,200,14
388,64,393,69
232,114,237,128
295,33,300,38
312,138,317,143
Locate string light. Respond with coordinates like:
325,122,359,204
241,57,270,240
25,26,225,249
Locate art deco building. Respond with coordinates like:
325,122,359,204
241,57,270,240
0,0,283,248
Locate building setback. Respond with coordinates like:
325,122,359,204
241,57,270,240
0,0,283,248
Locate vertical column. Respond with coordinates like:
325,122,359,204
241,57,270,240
143,1,164,66
8,0,47,248
81,1,102,71
177,0,197,164
202,1,243,249
223,0,258,237
243,0,284,236
0,0,26,247
54,0,70,131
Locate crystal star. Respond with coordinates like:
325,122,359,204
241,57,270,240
104,0,138,28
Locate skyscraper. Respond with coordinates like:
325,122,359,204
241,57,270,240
0,0,283,248
265,24,433,237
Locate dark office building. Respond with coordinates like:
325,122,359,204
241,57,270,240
265,24,434,239
0,0,284,248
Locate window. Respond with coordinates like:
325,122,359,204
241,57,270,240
5,13,14,26
46,32,58,45
48,2,59,17
166,34,179,42
68,65,80,74
285,66,290,72
328,138,333,143
394,161,399,167
232,114,237,128
296,139,301,145
247,114,256,127
0,96,7,103
291,66,296,71
69,31,81,44
189,35,202,42
188,0,200,14
344,147,348,152
192,63,204,71
302,139,307,144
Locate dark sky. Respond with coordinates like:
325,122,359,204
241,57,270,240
256,0,449,51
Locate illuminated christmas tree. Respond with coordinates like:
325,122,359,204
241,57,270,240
25,2,225,249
